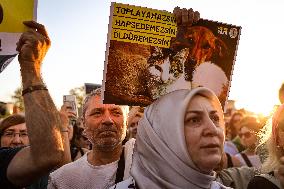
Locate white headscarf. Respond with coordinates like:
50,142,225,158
131,87,227,189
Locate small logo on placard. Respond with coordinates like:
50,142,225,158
229,28,238,39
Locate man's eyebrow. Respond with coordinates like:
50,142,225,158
88,107,103,113
5,129,16,132
110,107,122,111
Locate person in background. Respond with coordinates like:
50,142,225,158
70,118,90,161
228,112,245,152
228,112,243,139
0,21,70,189
278,83,284,104
248,104,284,188
48,88,134,189
0,114,29,148
234,116,262,169
126,106,144,139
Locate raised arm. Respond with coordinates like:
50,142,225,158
7,21,70,187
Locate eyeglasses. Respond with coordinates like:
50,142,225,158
239,132,252,138
2,131,28,138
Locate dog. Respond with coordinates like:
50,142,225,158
170,26,228,70
145,25,229,106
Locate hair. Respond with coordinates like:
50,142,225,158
279,83,284,104
81,87,129,132
0,114,25,136
259,106,284,173
238,116,262,133
229,111,244,138
81,88,102,122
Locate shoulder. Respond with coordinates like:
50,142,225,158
49,155,86,180
230,155,242,167
0,147,23,162
124,138,135,151
224,141,239,155
0,147,23,188
123,138,135,180
221,166,257,178
48,157,85,188
234,153,241,159
219,167,258,189
247,174,279,189
233,153,245,166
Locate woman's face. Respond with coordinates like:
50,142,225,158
239,126,257,149
184,95,225,173
232,114,243,131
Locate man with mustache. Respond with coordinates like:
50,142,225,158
48,88,134,189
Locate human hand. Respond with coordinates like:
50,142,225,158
60,105,77,140
16,21,50,74
173,7,200,27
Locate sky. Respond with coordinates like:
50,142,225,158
0,0,284,116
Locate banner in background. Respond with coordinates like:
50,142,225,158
0,0,38,73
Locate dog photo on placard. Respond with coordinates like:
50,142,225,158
146,22,232,107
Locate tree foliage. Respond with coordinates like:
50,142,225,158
11,87,24,112
69,86,85,109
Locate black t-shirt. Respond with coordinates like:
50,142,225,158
0,147,22,189
247,172,279,189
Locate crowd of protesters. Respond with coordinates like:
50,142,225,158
2,6,284,189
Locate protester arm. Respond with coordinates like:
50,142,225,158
6,21,68,187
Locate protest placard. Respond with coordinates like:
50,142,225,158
0,0,37,73
102,2,241,109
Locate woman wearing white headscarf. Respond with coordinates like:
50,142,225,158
111,87,230,189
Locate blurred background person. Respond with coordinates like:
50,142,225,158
70,118,90,161
278,82,284,104
126,106,144,139
247,104,284,188
234,116,262,169
0,114,29,148
228,112,246,152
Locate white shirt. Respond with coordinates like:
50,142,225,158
48,138,135,189
48,152,118,189
235,153,262,170
224,141,239,156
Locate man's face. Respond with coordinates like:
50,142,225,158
0,123,29,147
84,95,125,151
